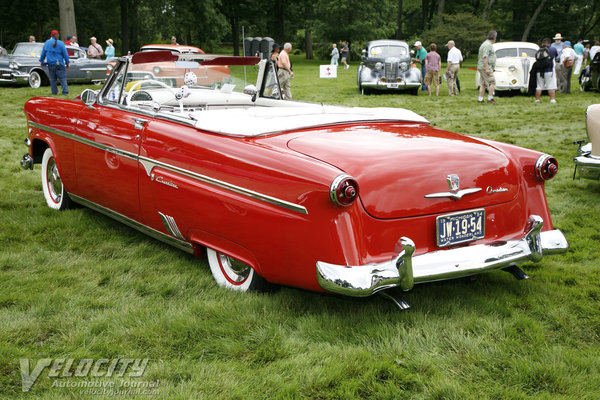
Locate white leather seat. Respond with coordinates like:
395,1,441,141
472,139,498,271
587,104,600,157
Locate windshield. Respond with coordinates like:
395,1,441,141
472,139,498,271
100,56,269,108
12,43,43,57
369,45,408,58
496,47,537,58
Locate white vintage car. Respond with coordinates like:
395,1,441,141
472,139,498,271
574,104,600,180
476,41,539,94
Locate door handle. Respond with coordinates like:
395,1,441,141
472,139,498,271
132,117,148,130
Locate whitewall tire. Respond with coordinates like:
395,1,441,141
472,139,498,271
41,147,72,210
206,249,270,292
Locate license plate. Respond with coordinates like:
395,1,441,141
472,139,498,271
436,209,485,247
388,83,399,88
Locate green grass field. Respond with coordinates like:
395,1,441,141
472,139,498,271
1,56,600,399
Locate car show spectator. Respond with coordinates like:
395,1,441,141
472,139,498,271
39,29,70,95
590,40,600,62
277,42,294,99
28,35,36,42
551,33,564,61
330,43,339,65
271,43,281,64
87,37,103,59
411,41,427,91
70,36,79,47
171,36,179,45
558,41,575,94
574,39,585,75
534,38,557,104
445,40,462,96
477,30,497,104
341,41,349,69
65,35,73,45
424,43,441,96
105,39,115,59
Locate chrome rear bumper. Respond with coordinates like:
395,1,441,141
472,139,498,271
316,215,568,297
573,152,600,180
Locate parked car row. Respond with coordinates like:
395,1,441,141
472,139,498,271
19,49,569,309
0,42,108,88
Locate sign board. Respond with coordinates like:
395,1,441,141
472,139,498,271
320,65,337,78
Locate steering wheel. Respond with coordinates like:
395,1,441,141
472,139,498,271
125,79,183,112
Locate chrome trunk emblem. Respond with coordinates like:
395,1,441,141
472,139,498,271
425,174,482,201
447,174,460,191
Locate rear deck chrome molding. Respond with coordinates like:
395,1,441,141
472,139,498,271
316,215,569,297
28,121,308,215
70,194,194,254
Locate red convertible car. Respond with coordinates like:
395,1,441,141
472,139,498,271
20,51,568,308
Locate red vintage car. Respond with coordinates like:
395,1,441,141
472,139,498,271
20,51,568,308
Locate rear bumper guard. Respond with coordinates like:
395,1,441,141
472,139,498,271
316,215,568,297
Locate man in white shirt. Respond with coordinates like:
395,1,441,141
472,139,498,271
558,41,576,93
445,40,463,96
590,41,600,62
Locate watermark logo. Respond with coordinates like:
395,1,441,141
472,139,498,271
20,358,155,394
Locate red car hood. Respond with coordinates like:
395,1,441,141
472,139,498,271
287,123,520,219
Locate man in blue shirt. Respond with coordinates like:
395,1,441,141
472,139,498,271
574,39,585,75
39,30,70,95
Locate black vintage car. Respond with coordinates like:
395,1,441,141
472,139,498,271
0,42,108,88
580,53,600,92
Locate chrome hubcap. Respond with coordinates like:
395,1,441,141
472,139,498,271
30,73,40,88
218,253,251,283
47,158,62,203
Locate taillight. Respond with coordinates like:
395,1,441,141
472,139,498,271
535,154,558,181
330,174,359,206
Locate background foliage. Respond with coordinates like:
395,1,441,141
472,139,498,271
1,0,600,59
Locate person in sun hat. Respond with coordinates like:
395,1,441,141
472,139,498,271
105,38,115,59
39,29,70,95
551,33,564,61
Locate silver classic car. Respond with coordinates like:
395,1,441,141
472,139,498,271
0,42,108,88
357,40,422,95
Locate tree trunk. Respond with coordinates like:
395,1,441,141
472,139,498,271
231,16,239,56
437,0,445,24
396,0,403,39
305,28,313,59
521,0,546,42
58,0,77,40
422,0,428,29
482,0,495,20
120,0,129,54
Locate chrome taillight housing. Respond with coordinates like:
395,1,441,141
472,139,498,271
535,154,558,181
330,174,359,206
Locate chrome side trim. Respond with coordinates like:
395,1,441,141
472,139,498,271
138,155,309,215
316,215,569,297
425,187,482,200
70,194,194,254
28,121,138,162
158,212,185,240
28,121,308,215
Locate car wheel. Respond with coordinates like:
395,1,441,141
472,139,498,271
29,70,42,88
41,147,72,210
206,248,270,292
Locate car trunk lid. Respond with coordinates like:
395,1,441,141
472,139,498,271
286,123,520,219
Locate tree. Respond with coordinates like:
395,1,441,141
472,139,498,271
521,0,546,42
59,0,77,39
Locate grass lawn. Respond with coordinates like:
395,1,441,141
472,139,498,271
1,55,600,399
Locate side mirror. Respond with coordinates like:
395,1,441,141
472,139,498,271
361,49,367,61
81,89,98,108
243,84,257,96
